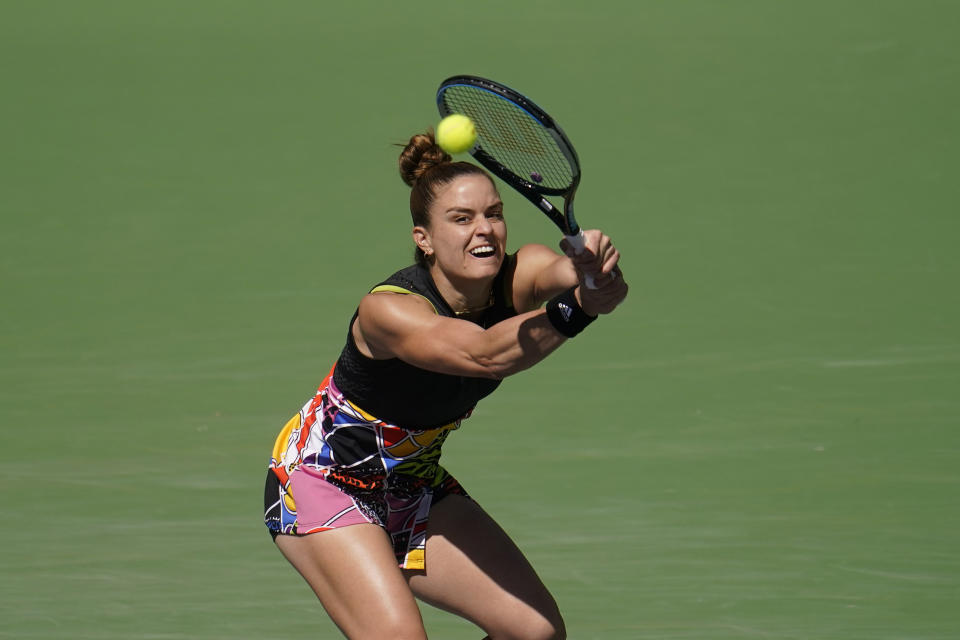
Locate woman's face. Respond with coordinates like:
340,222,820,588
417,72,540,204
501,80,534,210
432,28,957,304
415,174,507,283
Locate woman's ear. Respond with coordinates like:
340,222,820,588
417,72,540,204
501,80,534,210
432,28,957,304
412,226,433,256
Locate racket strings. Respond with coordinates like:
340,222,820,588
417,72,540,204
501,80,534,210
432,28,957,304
440,86,574,190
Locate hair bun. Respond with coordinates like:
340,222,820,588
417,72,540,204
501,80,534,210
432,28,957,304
398,131,452,187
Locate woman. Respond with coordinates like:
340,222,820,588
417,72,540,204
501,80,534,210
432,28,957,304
264,131,628,639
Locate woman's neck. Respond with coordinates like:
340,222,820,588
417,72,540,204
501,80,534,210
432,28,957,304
428,265,494,317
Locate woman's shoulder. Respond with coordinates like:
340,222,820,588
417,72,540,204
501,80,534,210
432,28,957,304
373,264,422,293
362,263,444,320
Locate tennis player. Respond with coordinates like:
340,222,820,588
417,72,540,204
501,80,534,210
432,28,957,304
263,130,628,639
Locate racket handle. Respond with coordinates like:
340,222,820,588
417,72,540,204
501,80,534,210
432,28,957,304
565,231,597,289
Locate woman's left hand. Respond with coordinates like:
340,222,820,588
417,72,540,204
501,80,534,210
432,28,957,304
559,229,621,283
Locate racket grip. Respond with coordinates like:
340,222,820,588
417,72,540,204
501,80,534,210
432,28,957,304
565,231,597,289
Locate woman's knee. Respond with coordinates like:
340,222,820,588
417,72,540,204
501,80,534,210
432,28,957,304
490,609,566,640
534,612,566,640
526,617,566,640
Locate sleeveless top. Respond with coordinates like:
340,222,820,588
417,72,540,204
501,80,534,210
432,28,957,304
332,255,518,430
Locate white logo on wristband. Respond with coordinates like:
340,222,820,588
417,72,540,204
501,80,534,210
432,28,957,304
558,302,573,322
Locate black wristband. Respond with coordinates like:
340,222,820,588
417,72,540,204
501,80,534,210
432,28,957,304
545,287,596,338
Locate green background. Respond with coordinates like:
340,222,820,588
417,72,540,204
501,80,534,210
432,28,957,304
2,1,958,638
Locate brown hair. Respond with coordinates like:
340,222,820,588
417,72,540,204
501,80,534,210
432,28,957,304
398,131,493,265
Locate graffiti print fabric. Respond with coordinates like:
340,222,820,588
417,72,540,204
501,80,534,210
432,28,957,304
264,367,468,569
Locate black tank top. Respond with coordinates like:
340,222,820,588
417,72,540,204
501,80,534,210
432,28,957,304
333,256,518,430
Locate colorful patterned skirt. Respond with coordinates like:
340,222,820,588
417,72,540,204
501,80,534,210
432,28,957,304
263,367,468,569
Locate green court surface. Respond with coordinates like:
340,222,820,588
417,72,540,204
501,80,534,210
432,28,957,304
2,1,958,638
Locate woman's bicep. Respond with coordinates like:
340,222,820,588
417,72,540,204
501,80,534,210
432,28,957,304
356,293,495,378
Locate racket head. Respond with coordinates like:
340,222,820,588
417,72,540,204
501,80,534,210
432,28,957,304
436,75,581,233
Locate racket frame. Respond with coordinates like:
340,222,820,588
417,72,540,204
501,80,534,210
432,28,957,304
436,75,583,238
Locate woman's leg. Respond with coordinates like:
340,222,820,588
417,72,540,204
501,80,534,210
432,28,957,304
275,524,428,640
405,495,566,640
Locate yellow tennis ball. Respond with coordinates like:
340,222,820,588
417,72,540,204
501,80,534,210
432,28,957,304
436,114,477,154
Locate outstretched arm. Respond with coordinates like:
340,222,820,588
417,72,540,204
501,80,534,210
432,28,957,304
355,293,570,380
355,229,627,380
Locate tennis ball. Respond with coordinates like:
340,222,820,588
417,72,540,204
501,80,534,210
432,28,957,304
436,114,477,154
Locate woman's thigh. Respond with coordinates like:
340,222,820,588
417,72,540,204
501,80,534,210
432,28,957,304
275,524,427,640
405,495,565,640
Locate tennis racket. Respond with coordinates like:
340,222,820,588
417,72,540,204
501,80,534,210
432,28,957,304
436,75,599,287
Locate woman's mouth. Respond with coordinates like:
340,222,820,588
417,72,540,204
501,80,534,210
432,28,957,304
469,245,496,258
